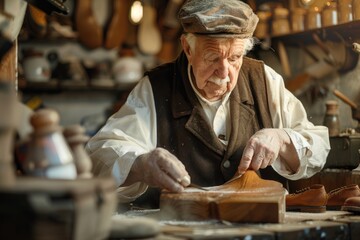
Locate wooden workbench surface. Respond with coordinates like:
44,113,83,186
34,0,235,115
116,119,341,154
111,209,358,239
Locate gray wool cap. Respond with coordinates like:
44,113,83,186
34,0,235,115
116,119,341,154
178,0,259,38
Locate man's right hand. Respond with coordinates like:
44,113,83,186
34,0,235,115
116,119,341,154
125,148,191,192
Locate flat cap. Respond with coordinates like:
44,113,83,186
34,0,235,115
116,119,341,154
179,0,259,38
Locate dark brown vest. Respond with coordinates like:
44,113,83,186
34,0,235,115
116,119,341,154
133,52,285,208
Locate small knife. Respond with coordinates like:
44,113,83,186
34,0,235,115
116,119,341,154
225,173,244,184
187,183,209,191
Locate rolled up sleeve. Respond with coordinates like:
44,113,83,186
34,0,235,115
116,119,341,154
264,65,330,180
86,77,156,201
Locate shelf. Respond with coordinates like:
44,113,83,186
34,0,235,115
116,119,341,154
266,20,360,75
18,36,79,45
271,20,360,46
18,79,133,94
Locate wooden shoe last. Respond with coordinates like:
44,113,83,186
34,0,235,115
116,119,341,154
160,170,285,223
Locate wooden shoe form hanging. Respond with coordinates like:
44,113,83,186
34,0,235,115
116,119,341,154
75,0,130,49
75,0,102,49
137,0,162,55
157,0,184,63
104,0,130,49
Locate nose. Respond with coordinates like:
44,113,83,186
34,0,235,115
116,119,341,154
215,59,230,79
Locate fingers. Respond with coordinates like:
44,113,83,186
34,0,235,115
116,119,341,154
142,148,190,192
157,151,190,186
157,171,185,192
252,149,275,170
239,130,279,173
180,175,191,186
238,145,254,174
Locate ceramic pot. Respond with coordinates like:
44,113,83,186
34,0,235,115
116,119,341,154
112,57,143,90
23,53,51,82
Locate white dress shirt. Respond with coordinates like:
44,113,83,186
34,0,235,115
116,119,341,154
86,64,330,203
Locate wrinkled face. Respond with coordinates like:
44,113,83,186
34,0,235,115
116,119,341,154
181,35,246,101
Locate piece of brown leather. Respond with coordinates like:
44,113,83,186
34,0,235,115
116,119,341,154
341,196,360,213
209,170,283,192
75,0,103,49
286,184,328,207
327,184,360,209
104,0,130,49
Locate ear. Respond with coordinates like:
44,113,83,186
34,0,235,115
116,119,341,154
181,35,192,64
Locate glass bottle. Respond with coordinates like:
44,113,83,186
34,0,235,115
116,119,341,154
271,8,290,37
353,0,360,20
254,11,271,39
338,0,353,23
323,100,340,137
306,6,322,29
322,0,338,27
291,8,306,32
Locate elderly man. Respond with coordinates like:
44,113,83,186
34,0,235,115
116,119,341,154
86,0,330,208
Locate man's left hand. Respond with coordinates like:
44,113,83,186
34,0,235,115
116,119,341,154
237,128,286,174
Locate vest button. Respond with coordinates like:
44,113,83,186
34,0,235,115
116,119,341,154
223,160,231,168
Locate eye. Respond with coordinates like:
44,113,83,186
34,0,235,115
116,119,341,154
228,58,237,63
205,57,219,64
228,57,238,63
228,55,242,64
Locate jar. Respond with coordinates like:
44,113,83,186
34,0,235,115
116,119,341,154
63,124,93,179
271,8,290,37
323,100,340,137
291,8,306,32
23,109,77,179
254,11,271,39
322,1,338,27
112,45,143,90
338,0,353,23
22,50,51,82
353,0,360,20
306,6,322,30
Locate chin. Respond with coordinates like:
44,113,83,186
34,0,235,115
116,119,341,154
205,92,225,101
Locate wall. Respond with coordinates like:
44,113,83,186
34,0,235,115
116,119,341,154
258,41,360,131
301,58,360,129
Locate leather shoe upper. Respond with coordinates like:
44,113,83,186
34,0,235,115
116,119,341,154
210,170,283,191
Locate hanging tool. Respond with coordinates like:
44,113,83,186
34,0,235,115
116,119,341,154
333,89,360,133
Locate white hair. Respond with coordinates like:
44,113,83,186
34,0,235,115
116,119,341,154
184,33,256,55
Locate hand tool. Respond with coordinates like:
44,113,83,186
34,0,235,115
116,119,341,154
224,172,244,184
187,183,209,191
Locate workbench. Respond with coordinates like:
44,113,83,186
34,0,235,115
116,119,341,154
107,169,360,240
109,208,359,240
